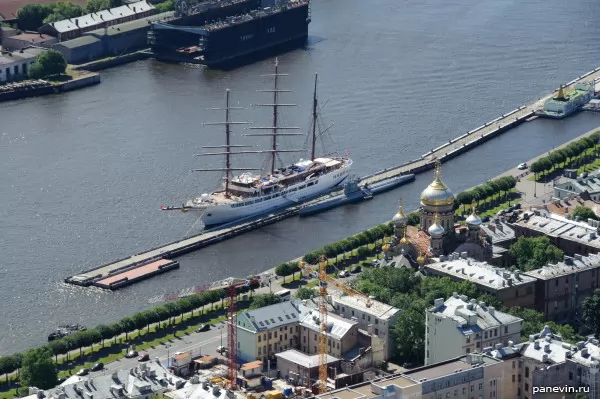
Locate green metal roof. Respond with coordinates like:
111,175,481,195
55,35,101,49
86,11,174,37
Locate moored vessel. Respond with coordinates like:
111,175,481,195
173,59,352,227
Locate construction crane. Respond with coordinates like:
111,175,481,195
299,258,374,394
227,284,238,390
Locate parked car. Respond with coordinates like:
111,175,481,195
76,368,89,376
126,350,138,358
517,163,528,170
173,351,183,356
351,265,362,273
57,377,67,384
91,363,104,371
198,324,210,332
514,203,521,210
138,353,150,362
580,172,589,178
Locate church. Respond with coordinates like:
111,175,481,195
381,160,498,269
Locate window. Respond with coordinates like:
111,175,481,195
525,383,529,391
466,348,471,354
479,383,483,390
375,328,379,335
258,347,261,355
518,375,521,382
462,388,466,395
470,386,474,392
512,375,515,382
512,361,515,369
569,372,573,380
14,65,18,74
258,336,261,342
23,63,27,75
525,367,529,378
505,326,508,334
485,332,488,339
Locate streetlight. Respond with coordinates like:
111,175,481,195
165,343,172,367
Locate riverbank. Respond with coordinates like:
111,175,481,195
0,70,100,103
70,50,153,72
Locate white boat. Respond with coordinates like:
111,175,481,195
183,59,352,227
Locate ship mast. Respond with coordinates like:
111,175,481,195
311,73,318,161
245,58,304,175
194,89,258,197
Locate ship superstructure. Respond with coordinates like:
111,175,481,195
183,59,352,227
537,82,594,119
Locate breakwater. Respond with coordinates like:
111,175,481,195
0,73,100,102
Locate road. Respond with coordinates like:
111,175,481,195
86,322,229,377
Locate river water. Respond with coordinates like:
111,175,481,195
1,0,600,354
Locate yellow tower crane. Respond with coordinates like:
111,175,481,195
299,258,374,393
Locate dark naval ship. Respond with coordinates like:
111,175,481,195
148,0,311,68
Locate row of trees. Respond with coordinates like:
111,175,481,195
0,281,259,384
530,132,600,179
455,175,517,213
354,266,582,364
17,0,122,30
301,223,395,265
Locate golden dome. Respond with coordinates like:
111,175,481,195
392,199,407,225
400,236,409,245
421,160,454,206
382,244,391,252
417,254,426,264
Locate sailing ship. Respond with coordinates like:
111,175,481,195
182,59,352,227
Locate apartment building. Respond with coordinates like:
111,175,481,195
425,294,523,365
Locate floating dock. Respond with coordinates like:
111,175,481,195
64,66,600,290
93,259,179,290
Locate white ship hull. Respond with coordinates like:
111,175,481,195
190,161,352,226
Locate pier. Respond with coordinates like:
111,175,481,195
360,69,600,186
64,66,600,290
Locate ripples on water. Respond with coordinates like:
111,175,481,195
1,0,600,354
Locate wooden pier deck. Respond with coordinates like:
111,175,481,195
64,67,600,289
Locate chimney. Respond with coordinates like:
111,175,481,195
542,354,548,363
433,298,444,309
488,306,495,316
489,224,496,233
581,348,589,357
534,340,541,349
544,344,551,353
497,224,503,232
452,292,459,298
508,340,514,346
495,343,502,350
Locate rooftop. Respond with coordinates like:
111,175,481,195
522,326,573,364
43,1,154,33
4,32,55,43
86,11,174,37
405,353,501,381
429,294,522,333
238,301,309,332
571,339,600,367
555,171,600,195
299,309,356,340
514,212,600,249
53,34,100,49
24,360,184,399
330,291,399,321
425,257,535,290
479,220,516,244
524,253,600,280
0,47,45,65
275,349,339,369
546,195,600,218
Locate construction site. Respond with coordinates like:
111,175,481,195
156,256,397,399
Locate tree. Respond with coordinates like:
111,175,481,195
20,347,57,389
392,298,427,363
85,0,110,13
295,287,316,300
582,289,600,339
508,236,564,272
17,4,52,30
42,2,83,24
0,356,16,382
109,0,122,7
249,293,280,309
572,206,598,222
407,212,420,226
455,191,473,213
29,50,67,79
96,324,114,346
47,340,67,362
119,317,136,339
155,0,175,13
275,262,292,283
